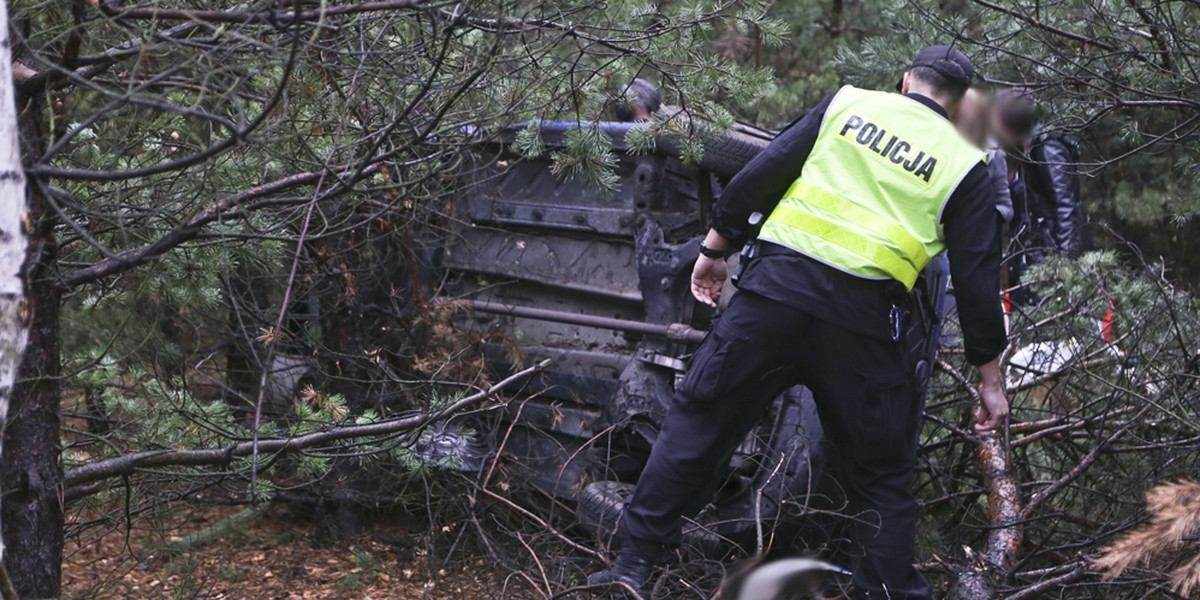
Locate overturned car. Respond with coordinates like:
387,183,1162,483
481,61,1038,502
428,119,945,553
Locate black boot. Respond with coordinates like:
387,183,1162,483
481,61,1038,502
587,549,656,598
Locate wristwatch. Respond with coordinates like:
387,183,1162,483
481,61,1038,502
698,244,728,259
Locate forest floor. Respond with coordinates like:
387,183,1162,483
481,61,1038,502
62,500,525,600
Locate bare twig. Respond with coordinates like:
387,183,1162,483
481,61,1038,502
1003,563,1088,600
1022,403,1153,519
0,563,18,600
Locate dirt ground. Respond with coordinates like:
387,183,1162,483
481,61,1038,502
62,501,525,600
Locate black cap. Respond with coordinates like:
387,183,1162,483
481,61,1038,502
897,45,975,91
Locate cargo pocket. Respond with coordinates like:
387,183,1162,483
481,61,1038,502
675,323,750,408
854,369,920,464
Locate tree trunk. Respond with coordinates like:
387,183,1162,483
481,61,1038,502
1,255,61,600
0,2,32,598
2,5,65,594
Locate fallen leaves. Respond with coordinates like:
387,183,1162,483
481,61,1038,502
63,500,525,600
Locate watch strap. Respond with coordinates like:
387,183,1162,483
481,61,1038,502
699,244,727,259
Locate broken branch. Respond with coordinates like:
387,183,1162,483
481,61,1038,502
63,359,550,493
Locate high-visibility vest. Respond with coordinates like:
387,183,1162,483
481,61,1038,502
757,86,985,290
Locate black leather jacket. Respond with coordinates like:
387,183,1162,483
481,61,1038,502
1009,126,1093,274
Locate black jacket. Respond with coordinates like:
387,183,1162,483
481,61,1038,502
1009,127,1093,269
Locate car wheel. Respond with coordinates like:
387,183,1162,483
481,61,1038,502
578,480,631,548
696,130,771,179
577,480,724,554
654,129,770,179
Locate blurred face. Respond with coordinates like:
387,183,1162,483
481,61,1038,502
990,101,1021,151
956,89,989,148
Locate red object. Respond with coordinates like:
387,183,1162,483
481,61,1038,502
1102,299,1116,344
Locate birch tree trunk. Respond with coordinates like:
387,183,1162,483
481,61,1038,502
2,1,64,596
0,2,31,598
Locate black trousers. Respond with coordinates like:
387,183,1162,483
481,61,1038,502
623,290,931,600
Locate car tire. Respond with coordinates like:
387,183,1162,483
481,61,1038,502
577,480,724,554
578,480,631,548
695,130,770,179
654,129,770,180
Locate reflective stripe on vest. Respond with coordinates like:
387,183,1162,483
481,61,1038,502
758,86,984,290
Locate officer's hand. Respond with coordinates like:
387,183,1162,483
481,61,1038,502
691,255,727,308
975,381,1009,432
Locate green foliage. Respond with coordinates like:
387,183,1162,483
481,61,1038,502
706,0,893,127
512,124,545,160
550,126,620,192
10,0,787,511
351,548,378,571
13,0,788,424
218,561,247,583
92,375,234,451
162,555,202,600
291,393,351,435
836,0,1200,279
16,0,1200,596
335,573,361,592
925,252,1200,597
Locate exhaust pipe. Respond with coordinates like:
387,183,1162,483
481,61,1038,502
462,299,707,344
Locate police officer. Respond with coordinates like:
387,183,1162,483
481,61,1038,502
588,46,1010,599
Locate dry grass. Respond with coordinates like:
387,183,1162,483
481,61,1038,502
1095,480,1200,595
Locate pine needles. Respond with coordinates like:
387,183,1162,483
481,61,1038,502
1095,480,1200,596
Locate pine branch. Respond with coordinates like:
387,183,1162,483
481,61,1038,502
55,161,380,289
63,359,551,494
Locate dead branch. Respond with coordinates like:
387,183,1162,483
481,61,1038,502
978,433,1024,566
161,503,272,557
63,359,550,494
16,19,200,93
98,1,427,25
937,359,1024,600
969,0,1117,51
1003,563,1088,600
1095,480,1200,596
1022,402,1153,519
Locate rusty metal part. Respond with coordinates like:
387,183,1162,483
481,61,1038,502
464,299,707,344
